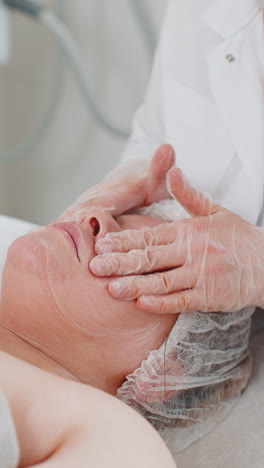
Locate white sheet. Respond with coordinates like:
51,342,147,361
0,215,263,467
0,215,39,279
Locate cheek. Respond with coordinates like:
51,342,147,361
2,235,113,337
2,235,160,340
56,267,113,335
1,236,77,329
54,265,142,339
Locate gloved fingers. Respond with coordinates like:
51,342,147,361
95,220,186,255
146,144,175,204
108,267,196,300
62,146,176,223
137,290,202,314
167,167,222,217
90,243,187,277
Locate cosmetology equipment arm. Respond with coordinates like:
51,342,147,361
0,351,176,468
2,0,130,142
91,166,264,314
1,0,156,165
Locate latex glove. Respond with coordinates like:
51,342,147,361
59,144,175,222
90,167,264,313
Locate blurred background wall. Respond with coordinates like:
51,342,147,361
0,0,167,225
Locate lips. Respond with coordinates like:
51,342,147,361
51,222,82,261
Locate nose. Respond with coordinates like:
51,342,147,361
87,209,121,241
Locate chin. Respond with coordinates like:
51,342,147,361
6,229,64,278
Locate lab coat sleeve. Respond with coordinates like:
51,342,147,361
0,389,20,468
120,7,168,162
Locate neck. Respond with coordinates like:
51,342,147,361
0,324,80,381
0,314,175,394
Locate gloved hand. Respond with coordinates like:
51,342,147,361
90,167,264,313
59,144,175,222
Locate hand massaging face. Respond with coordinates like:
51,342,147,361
0,201,254,453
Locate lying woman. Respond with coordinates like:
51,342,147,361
0,189,254,459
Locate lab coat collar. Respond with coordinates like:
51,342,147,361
203,0,264,38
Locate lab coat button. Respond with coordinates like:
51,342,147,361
226,54,235,63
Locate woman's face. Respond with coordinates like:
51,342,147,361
0,210,176,358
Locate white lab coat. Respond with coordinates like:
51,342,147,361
122,0,264,226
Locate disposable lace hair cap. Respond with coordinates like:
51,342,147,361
116,200,254,453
